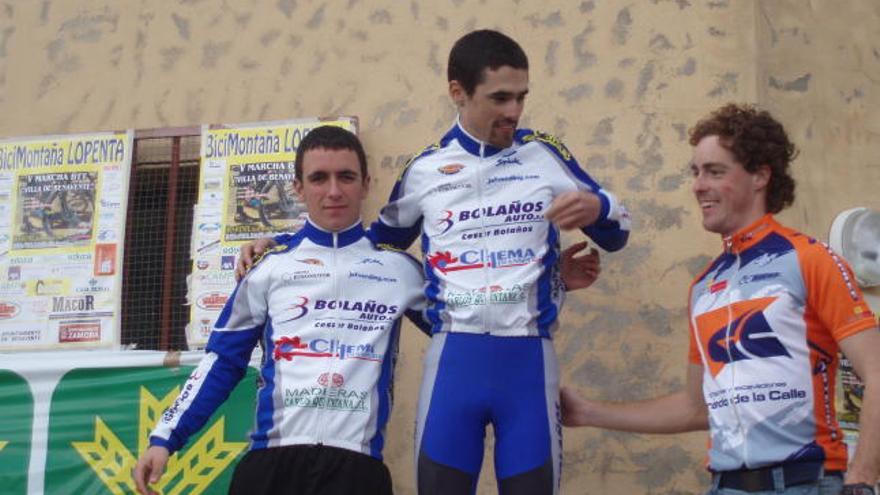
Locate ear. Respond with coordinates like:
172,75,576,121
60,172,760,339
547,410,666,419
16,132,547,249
448,80,465,107
753,164,770,190
293,179,304,198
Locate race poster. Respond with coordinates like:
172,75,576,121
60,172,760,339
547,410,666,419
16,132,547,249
0,131,132,350
187,117,357,348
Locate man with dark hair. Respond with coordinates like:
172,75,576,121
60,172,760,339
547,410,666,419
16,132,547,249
134,125,429,495
293,124,368,183
562,104,880,495
374,29,628,495
237,29,624,494
446,29,529,100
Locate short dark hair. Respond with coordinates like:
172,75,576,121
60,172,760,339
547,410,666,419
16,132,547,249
689,103,797,213
295,125,368,182
447,29,529,96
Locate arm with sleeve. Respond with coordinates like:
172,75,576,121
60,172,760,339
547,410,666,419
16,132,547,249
527,131,630,252
148,268,268,453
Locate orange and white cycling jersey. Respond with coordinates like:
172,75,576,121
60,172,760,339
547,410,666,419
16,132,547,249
688,215,876,472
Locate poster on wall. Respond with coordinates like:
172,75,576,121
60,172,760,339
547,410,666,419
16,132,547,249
0,131,132,351
187,117,357,348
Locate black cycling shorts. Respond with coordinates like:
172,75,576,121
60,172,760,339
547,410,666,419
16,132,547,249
228,444,393,495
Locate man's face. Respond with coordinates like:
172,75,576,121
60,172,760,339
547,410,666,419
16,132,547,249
451,66,529,148
690,135,769,237
294,147,369,232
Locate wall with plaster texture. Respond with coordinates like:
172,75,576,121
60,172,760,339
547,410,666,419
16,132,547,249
1,0,878,493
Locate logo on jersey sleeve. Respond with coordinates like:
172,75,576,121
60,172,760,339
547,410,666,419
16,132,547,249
694,296,790,377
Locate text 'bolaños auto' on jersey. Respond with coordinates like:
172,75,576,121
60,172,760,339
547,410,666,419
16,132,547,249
149,220,427,459
687,215,876,472
371,120,630,338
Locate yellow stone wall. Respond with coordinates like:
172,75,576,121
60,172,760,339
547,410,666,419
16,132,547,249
2,1,877,493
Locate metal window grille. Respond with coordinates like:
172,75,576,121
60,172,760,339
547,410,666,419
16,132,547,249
121,128,201,351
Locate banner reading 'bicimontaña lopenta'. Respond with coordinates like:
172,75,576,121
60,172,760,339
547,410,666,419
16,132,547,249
0,131,132,350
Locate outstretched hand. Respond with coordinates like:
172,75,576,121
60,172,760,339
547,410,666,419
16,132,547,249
560,241,600,292
234,237,279,281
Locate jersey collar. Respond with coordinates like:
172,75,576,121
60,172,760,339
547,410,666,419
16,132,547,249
302,218,366,248
449,118,507,158
722,214,779,254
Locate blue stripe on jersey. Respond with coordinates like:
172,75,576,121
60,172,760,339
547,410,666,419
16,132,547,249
369,217,423,251
272,233,294,244
739,232,795,267
214,282,243,329
450,124,504,157
252,318,277,450
695,252,737,286
370,321,401,458
584,220,629,252
536,226,560,338
161,327,260,452
205,326,262,369
421,232,445,334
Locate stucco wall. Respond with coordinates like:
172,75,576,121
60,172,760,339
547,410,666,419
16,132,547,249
1,1,878,493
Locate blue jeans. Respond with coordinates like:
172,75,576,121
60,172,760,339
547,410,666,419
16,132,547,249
706,470,843,495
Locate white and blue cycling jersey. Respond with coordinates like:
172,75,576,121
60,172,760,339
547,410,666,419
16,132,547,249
371,119,630,338
149,220,426,459
365,120,630,494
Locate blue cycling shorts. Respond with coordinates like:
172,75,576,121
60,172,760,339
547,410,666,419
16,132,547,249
415,332,561,495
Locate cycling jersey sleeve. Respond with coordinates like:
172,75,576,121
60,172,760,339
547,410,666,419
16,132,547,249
582,190,630,252
527,131,631,252
799,240,877,341
149,265,269,453
371,164,425,250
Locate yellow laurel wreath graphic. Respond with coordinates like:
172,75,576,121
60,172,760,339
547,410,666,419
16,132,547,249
0,440,7,451
71,417,138,495
73,386,247,495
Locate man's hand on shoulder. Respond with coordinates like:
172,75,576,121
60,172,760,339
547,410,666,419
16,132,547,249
545,191,601,230
234,237,279,281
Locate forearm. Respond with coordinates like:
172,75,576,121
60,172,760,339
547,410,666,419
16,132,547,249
846,376,880,484
839,329,880,485
569,390,708,434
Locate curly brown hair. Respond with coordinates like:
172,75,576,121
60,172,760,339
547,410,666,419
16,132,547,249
689,103,797,213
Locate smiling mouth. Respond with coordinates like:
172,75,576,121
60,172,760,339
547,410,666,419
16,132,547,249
699,200,718,211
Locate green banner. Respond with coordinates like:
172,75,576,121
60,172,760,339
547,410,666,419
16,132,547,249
44,365,256,495
0,370,32,495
